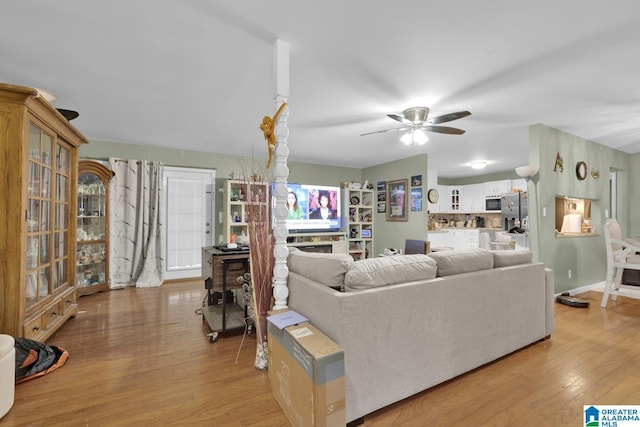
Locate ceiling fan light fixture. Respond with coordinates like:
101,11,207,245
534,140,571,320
404,107,429,125
413,129,428,145
400,132,413,145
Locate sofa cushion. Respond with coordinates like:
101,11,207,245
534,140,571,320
287,248,354,289
344,254,437,291
491,249,533,268
428,249,494,277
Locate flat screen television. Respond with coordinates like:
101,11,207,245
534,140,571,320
272,183,342,233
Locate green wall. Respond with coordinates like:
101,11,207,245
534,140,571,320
80,140,362,245
362,154,429,255
82,133,639,294
529,124,631,293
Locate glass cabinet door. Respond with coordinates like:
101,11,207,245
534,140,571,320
26,123,71,309
76,162,111,296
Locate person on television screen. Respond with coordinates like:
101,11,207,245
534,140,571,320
286,191,305,219
309,191,337,220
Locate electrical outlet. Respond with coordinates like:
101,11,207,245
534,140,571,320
568,269,572,279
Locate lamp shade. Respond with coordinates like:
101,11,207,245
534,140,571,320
515,165,539,181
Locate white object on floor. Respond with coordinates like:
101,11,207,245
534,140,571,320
0,334,15,418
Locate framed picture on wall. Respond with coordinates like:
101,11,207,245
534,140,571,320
411,188,422,211
386,179,408,221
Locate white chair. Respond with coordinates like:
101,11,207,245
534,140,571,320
600,219,640,307
0,334,15,418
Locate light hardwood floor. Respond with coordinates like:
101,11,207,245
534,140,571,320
2,283,639,426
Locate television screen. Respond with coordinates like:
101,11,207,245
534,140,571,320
272,183,342,233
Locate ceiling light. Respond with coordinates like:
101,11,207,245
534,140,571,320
413,129,428,145
400,129,429,146
470,161,487,169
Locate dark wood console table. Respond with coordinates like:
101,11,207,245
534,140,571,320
201,246,250,342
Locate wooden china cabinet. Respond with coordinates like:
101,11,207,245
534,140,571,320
0,82,88,340
76,161,112,296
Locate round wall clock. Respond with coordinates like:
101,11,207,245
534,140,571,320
427,188,439,203
576,161,587,180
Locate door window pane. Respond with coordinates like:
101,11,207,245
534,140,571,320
28,161,40,196
41,166,51,198
41,201,50,232
57,145,69,173
39,234,50,264
55,231,66,258
42,133,52,165
26,273,37,305
55,203,68,229
38,267,50,298
26,237,38,269
27,199,39,232
56,174,68,201
29,123,40,160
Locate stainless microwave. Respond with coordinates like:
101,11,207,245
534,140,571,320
485,197,501,211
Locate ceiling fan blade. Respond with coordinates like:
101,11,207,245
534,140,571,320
428,110,471,124
422,125,466,135
360,126,409,136
387,113,410,125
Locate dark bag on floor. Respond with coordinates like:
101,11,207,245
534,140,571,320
14,337,69,383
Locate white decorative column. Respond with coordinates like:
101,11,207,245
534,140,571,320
272,39,290,310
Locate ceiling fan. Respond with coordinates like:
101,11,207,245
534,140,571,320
361,107,471,145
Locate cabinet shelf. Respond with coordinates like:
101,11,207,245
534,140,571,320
344,188,375,260
76,161,112,297
222,179,268,244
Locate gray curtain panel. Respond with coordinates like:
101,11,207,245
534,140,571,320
108,158,165,288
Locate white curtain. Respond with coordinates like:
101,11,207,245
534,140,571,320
108,158,165,288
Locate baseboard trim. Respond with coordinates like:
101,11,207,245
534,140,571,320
556,281,605,297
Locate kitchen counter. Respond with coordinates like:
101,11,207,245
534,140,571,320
429,227,502,233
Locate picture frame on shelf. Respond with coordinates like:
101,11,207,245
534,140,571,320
386,179,408,221
361,229,372,238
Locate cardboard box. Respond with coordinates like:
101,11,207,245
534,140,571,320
268,312,345,427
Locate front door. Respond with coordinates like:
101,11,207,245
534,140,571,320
164,167,215,280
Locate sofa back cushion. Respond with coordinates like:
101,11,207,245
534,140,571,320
287,248,354,289
491,249,533,267
344,254,437,291
428,249,494,277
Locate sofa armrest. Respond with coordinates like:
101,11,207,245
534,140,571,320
545,268,555,337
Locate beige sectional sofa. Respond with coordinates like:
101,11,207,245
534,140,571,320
286,248,554,424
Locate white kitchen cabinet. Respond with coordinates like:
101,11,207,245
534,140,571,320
461,183,485,212
429,229,479,250
451,229,479,250
428,231,452,249
484,180,511,198
448,186,462,211
510,178,528,193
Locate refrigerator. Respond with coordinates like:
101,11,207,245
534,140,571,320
500,192,528,231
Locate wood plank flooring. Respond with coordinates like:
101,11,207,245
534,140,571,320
2,284,640,426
